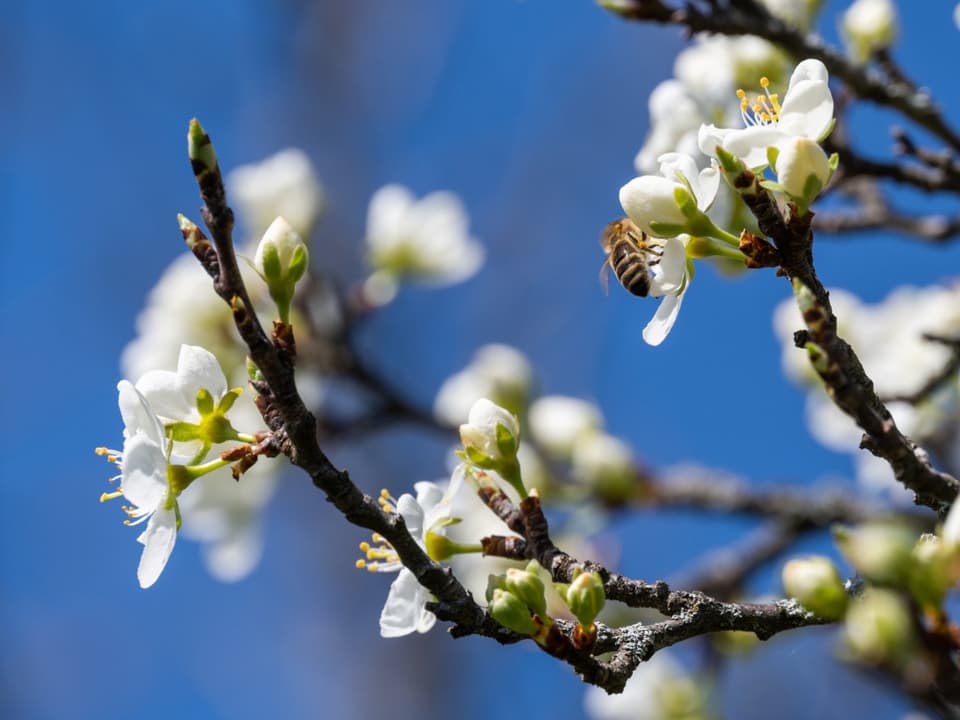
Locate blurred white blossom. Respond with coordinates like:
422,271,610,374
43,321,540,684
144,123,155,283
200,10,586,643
433,344,532,425
228,148,325,241
528,395,603,459
774,283,960,498
363,184,485,306
584,651,709,720
842,0,897,63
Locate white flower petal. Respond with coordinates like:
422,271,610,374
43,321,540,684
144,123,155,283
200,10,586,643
121,433,169,512
697,123,732,158
777,78,834,140
649,237,687,295
117,381,165,444
379,568,436,637
135,369,193,421
414,481,446,514
367,185,415,249
396,493,425,538
642,291,686,346
619,176,686,234
723,126,789,169
136,506,178,588
200,520,263,583
177,344,228,404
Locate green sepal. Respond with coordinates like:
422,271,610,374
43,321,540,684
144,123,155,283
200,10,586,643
465,446,494,468
505,564,548,618
672,185,699,220
647,221,687,237
489,588,539,636
766,145,780,169
217,388,242,414
246,357,264,382
260,243,283,284
828,152,840,172
196,387,214,416
818,117,836,143
715,145,745,175
168,421,202,443
288,244,309,284
495,422,518,459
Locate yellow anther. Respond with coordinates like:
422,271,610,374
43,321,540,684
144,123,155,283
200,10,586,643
760,76,769,88
355,559,366,569
123,520,132,526
359,542,371,552
379,488,390,498
736,88,746,99
100,490,123,503
371,533,385,544
382,504,394,513
95,447,109,455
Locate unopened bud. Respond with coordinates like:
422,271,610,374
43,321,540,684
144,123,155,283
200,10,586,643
504,561,548,618
774,137,832,214
782,556,848,619
255,216,309,323
834,523,914,588
489,588,539,636
842,0,897,64
843,588,915,667
561,569,605,627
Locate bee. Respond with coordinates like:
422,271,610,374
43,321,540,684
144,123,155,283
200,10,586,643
600,218,663,297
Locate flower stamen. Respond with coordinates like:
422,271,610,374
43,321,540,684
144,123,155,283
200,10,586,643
737,76,782,129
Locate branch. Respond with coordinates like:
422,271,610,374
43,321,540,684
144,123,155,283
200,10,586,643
607,0,960,153
729,164,959,515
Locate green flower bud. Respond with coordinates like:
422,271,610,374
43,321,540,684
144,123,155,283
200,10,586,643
489,588,539,636
504,562,548,618
255,216,309,324
563,569,605,627
843,588,915,667
782,556,848,619
773,137,832,215
187,118,217,172
834,523,915,588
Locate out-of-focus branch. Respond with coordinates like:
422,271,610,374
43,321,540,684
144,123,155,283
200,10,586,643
605,0,960,154
880,334,960,405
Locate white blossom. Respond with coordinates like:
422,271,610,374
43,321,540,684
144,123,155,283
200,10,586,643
774,282,960,497
528,395,603,459
227,148,325,241
635,80,708,174
699,58,834,170
459,398,521,462
134,344,228,426
584,651,706,720
619,153,720,238
433,344,532,426
364,184,485,305
109,382,179,589
842,0,897,63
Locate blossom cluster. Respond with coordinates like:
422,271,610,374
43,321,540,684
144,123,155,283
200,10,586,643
616,56,836,344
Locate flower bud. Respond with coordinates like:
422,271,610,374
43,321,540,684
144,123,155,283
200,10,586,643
528,395,602,460
842,0,897,64
459,398,520,463
619,176,689,237
560,569,605,627
834,523,914,588
571,431,635,505
489,588,539,636
504,561,548,618
782,556,848,619
255,216,309,323
773,137,832,214
843,588,915,667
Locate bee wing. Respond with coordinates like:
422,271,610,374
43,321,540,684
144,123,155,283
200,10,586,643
599,259,611,296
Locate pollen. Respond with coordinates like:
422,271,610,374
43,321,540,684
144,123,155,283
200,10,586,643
736,76,783,129
356,529,401,573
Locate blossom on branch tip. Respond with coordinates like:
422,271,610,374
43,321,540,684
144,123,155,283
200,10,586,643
99,382,180,589
698,59,834,170
528,395,603,460
363,184,485,306
356,482,454,637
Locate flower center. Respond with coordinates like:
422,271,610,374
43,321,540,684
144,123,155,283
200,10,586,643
737,77,781,128
355,489,403,572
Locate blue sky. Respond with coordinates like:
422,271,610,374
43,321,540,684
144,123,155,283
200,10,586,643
3,2,959,718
